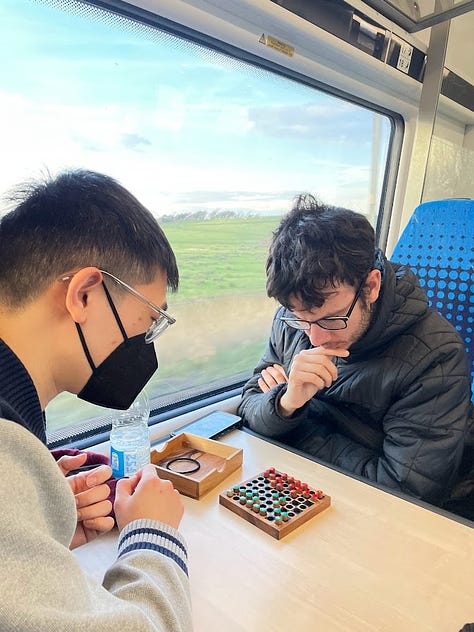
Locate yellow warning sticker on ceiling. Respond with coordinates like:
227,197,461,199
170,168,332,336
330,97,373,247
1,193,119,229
259,33,294,57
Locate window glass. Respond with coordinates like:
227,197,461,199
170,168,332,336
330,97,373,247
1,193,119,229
0,0,393,442
423,134,474,200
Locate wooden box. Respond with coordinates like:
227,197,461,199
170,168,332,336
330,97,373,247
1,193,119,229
150,432,243,499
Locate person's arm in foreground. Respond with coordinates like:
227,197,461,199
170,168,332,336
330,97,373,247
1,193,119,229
0,420,193,632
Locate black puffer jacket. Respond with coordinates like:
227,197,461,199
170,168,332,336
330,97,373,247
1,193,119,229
238,258,472,506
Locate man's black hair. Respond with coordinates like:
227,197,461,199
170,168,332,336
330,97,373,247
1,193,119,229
0,169,178,306
266,193,375,310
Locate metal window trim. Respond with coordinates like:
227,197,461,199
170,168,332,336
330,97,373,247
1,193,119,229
33,0,404,444
363,0,474,32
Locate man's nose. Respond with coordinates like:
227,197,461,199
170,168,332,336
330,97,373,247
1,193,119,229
306,324,334,347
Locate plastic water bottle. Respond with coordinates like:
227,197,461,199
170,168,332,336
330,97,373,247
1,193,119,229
109,390,150,478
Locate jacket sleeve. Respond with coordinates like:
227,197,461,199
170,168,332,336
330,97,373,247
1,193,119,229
309,337,471,505
238,307,310,438
0,420,193,632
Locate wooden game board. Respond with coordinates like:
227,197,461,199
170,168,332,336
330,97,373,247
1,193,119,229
219,467,331,539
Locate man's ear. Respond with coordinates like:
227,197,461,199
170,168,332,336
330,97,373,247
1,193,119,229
64,268,104,324
364,268,382,305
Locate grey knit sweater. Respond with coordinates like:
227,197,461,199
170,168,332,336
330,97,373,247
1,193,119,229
0,341,193,631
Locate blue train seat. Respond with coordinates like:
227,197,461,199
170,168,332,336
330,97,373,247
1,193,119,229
390,199,474,396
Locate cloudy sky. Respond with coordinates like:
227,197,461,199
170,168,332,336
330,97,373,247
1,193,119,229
0,0,391,219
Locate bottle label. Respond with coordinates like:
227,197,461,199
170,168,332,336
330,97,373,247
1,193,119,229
111,446,149,478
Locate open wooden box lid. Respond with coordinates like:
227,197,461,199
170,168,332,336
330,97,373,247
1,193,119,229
150,432,243,499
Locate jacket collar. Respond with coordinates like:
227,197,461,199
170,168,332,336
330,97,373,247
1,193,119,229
0,339,46,444
348,253,429,358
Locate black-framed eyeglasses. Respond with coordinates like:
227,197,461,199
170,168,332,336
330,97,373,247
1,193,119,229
60,269,176,343
279,280,365,331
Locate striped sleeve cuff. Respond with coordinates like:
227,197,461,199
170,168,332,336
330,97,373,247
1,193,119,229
118,519,189,576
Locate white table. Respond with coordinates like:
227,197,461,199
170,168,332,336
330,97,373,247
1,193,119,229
75,430,474,632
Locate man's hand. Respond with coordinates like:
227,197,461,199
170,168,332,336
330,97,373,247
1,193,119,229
57,453,114,549
279,347,350,416
114,464,184,532
258,364,289,392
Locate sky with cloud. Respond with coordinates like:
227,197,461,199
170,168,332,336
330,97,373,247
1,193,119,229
0,0,392,220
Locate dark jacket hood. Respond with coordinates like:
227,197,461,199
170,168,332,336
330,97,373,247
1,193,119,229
349,252,429,358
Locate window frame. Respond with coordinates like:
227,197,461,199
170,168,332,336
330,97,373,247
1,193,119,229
16,0,404,446
87,0,404,248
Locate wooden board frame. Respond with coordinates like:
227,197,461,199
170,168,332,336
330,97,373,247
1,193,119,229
219,468,330,539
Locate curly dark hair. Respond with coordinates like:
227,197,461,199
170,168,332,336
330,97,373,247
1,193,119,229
266,194,375,310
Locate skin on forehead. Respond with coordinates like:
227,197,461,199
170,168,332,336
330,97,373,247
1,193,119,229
288,283,356,319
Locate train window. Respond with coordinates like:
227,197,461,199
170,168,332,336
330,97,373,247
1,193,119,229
0,0,395,445
423,134,474,200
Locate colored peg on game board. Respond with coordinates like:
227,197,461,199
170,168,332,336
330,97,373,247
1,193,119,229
219,468,331,540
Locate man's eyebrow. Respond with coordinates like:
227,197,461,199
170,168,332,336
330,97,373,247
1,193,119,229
288,291,337,312
289,294,352,318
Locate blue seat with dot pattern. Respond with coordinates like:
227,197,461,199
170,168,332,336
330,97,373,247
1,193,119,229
391,198,473,397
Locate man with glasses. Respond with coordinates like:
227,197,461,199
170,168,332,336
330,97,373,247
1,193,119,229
0,170,192,631
238,194,472,510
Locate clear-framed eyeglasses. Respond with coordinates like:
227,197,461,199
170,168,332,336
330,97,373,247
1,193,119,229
280,280,364,332
60,269,176,343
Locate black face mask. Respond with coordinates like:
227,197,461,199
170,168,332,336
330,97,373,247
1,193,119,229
76,283,158,410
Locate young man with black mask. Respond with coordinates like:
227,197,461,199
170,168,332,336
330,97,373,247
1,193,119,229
0,170,192,631
238,194,473,511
